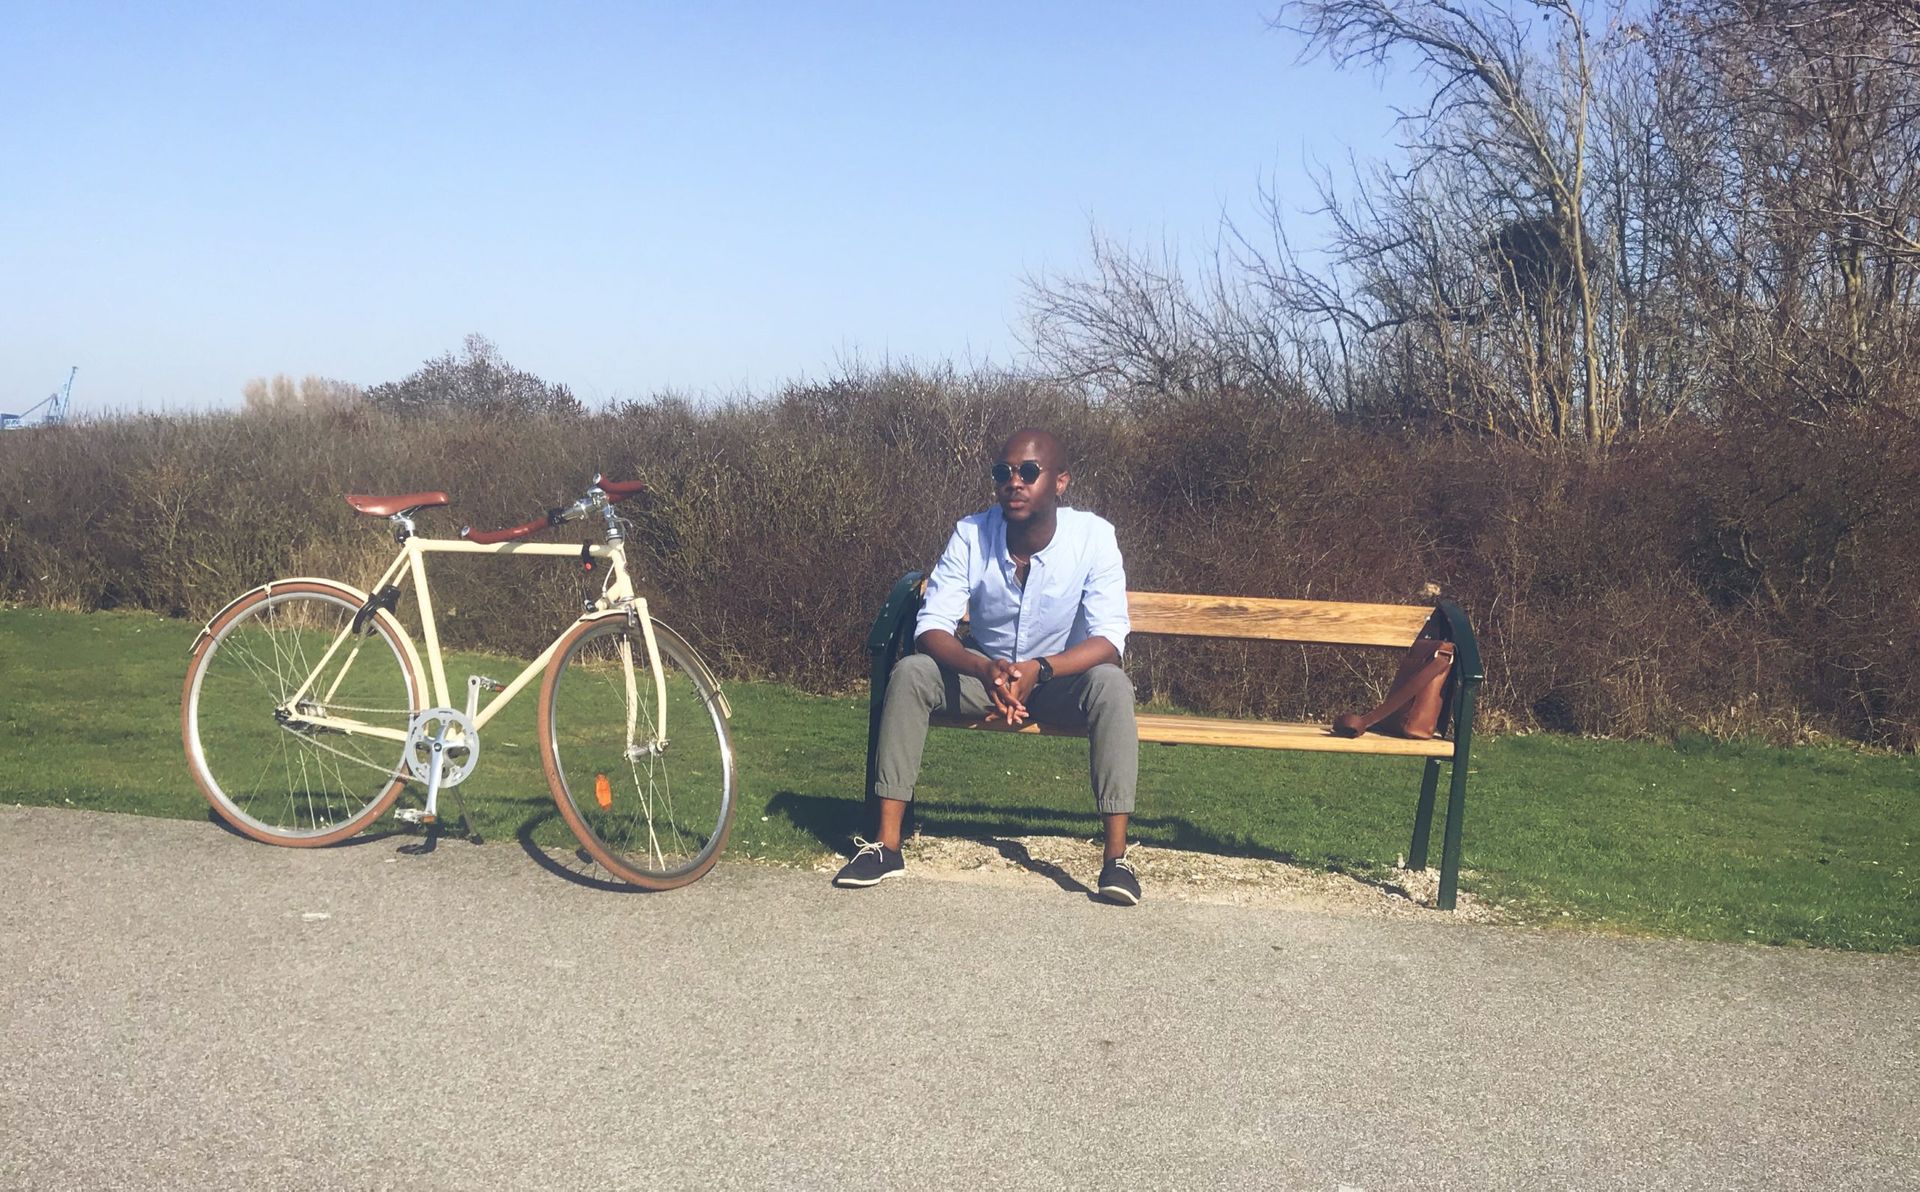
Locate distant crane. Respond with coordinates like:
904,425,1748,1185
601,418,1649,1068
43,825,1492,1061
2,367,77,430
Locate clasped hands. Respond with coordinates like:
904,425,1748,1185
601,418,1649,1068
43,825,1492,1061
983,657,1040,725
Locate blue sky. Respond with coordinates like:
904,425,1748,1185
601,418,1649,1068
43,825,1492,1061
2,1,1415,415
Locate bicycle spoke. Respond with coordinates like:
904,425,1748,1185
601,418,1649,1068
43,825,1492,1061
186,585,419,844
542,619,734,888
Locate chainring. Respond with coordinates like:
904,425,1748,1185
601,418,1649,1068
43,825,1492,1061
402,707,480,787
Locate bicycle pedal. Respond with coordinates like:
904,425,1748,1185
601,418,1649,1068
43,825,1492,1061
393,808,438,825
469,675,505,692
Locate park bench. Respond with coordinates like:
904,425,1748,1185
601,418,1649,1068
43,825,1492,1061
864,575,1485,910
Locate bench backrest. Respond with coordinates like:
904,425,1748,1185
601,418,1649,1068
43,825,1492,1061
1125,592,1434,649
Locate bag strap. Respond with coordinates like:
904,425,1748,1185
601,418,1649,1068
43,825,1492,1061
1346,641,1455,734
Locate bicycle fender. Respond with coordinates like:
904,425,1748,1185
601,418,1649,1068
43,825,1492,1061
188,579,426,695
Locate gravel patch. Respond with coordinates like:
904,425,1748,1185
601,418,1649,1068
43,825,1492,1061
818,833,1496,921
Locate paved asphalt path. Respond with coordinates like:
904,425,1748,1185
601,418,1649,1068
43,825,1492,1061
2,806,1915,1191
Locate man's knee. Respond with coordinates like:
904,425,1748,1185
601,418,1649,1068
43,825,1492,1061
1082,663,1135,713
886,653,942,701
891,653,941,683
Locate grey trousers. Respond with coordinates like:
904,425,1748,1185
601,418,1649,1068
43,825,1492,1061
872,651,1139,814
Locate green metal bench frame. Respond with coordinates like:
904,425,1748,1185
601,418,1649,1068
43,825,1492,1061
863,571,1485,910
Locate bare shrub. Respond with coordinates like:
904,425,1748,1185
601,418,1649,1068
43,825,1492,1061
2,369,1914,747
365,335,582,420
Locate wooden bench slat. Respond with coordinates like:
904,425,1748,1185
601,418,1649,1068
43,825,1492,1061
1125,592,1433,647
929,712,1457,757
1137,715,1456,756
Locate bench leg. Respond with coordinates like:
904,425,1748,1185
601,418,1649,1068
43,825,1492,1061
1408,757,1441,870
863,711,884,829
1437,751,1469,912
865,654,899,834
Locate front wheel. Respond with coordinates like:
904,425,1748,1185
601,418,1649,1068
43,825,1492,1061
182,580,426,846
539,614,736,889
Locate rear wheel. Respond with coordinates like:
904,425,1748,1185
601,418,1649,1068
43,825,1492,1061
182,581,424,846
539,615,736,888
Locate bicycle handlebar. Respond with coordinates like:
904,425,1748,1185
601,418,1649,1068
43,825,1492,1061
460,476,646,545
463,513,556,545
599,478,646,500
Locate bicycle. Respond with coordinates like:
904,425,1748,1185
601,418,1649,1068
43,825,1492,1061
180,476,737,889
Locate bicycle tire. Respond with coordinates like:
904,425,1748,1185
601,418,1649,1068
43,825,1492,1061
182,580,425,846
539,614,736,889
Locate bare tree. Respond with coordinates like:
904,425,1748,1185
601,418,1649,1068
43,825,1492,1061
365,334,583,420
1026,0,1920,444
1022,231,1318,409
1279,0,1630,443
1649,0,1920,419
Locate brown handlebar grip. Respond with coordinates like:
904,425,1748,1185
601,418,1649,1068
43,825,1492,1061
461,514,553,545
599,478,646,502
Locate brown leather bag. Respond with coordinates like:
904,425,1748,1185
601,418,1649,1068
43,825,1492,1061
1332,637,1456,740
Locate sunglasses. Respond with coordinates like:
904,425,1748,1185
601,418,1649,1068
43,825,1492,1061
991,460,1044,486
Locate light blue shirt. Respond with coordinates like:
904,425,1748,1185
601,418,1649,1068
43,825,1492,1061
915,505,1130,661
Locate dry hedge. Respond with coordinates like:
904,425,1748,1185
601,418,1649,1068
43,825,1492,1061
2,373,1913,748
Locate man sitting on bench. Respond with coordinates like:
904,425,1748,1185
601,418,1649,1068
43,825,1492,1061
833,428,1142,905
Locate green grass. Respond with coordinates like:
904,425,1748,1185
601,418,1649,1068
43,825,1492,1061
3,607,1915,951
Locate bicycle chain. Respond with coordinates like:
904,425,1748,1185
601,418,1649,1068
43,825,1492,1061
276,719,407,780
308,702,417,717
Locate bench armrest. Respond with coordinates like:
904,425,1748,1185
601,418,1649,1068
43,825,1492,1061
1423,597,1483,748
1433,598,1484,686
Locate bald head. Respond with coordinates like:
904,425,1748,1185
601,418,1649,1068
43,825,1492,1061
1001,428,1066,472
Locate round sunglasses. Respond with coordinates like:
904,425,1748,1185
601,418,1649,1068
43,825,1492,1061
991,460,1044,486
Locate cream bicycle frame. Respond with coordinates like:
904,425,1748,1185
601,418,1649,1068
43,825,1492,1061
281,533,670,748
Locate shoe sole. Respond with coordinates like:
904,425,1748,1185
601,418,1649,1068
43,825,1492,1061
833,868,904,889
1097,884,1140,906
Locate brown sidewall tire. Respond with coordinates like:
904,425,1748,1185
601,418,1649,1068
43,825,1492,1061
538,613,735,889
181,580,425,847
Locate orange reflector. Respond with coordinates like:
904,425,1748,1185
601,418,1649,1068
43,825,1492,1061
594,774,613,810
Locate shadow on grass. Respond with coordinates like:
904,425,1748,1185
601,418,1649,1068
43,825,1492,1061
764,789,868,850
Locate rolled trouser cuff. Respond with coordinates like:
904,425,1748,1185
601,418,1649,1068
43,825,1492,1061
872,782,916,803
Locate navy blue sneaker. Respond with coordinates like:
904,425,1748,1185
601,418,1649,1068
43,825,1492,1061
1097,852,1142,905
833,838,905,888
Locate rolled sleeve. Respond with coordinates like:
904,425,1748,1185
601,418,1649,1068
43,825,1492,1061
913,522,973,641
1079,522,1130,655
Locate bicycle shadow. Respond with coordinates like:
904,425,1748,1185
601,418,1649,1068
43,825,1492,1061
203,808,413,849
512,808,659,894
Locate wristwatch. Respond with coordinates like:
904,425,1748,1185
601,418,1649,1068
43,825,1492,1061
1033,656,1055,685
